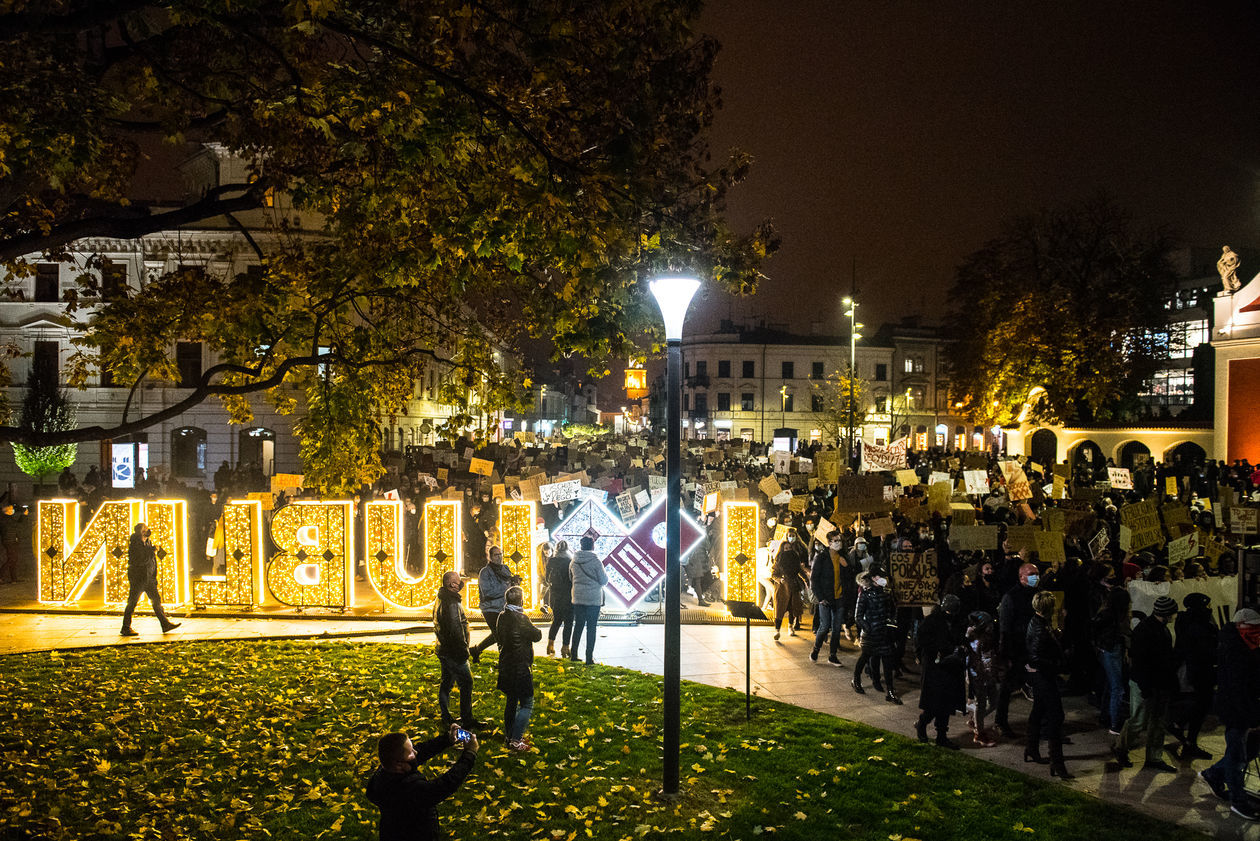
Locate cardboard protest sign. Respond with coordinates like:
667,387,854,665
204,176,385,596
1107,467,1133,490
896,469,920,487
634,490,651,508
1166,476,1179,497
270,473,304,493
890,550,937,607
868,517,896,538
1035,530,1066,568
758,476,783,499
1161,504,1191,537
1231,507,1258,535
773,525,789,543
812,518,836,545
929,471,951,487
1166,531,1200,564
949,524,998,552
1052,463,1070,480
615,491,636,522
772,451,792,475
539,479,581,505
949,502,976,525
816,451,841,483
834,474,892,513
1119,524,1133,552
649,474,667,490
963,470,990,495
437,467,449,482
469,457,494,476
1051,475,1067,499
491,483,506,500
1088,527,1109,559
927,481,952,516
771,490,792,506
964,453,990,469
861,437,909,473
1000,460,1033,501
796,457,813,475
1041,508,1065,534
1005,525,1039,553
788,495,808,513
1120,499,1165,550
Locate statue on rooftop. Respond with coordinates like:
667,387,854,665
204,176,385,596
1218,245,1242,293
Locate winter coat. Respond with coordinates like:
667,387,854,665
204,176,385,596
546,550,574,609
966,620,1003,694
1091,603,1130,653
1025,613,1064,675
916,607,967,714
127,532,157,582
855,582,896,656
496,607,542,698
997,584,1036,661
1174,607,1218,692
570,549,608,606
772,540,808,582
809,545,845,604
477,561,516,613
1129,615,1180,696
433,586,470,662
1214,624,1260,729
365,734,476,841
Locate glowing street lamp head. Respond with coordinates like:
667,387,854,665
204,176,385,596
649,276,701,341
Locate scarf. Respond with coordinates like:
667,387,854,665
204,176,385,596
1239,624,1260,650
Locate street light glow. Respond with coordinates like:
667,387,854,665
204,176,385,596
649,276,701,341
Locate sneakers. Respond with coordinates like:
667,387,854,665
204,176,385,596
851,679,865,695
773,631,781,641
120,628,139,637
1200,769,1229,802
161,622,181,633
507,738,531,752
1232,802,1260,821
809,647,820,662
1143,760,1177,774
827,654,842,666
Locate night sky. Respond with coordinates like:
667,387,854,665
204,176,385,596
692,0,1260,335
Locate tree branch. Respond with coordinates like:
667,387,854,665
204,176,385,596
0,0,165,39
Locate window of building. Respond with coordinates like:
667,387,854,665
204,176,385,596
811,361,824,380
684,362,690,379
683,393,690,412
694,393,708,414
101,259,127,301
35,263,59,302
811,394,824,412
171,427,207,477
781,361,794,379
875,363,888,382
717,392,731,412
742,360,755,379
740,393,754,411
904,356,925,374
782,393,794,412
908,386,926,408
695,360,707,376
717,360,731,379
1141,369,1195,405
1170,320,1209,359
176,342,202,387
809,429,822,443
31,340,58,384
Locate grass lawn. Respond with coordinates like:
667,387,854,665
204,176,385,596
0,640,1204,841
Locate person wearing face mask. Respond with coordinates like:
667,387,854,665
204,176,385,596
771,529,808,640
808,532,848,665
852,567,901,704
965,560,1002,617
1199,609,1260,821
993,562,1040,738
1024,590,1073,779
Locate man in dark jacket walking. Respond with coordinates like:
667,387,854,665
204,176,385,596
1200,609,1260,820
994,562,1038,736
120,522,180,636
496,586,542,750
367,725,478,840
915,594,967,748
809,533,847,665
433,571,484,729
0,502,27,583
1114,595,1181,772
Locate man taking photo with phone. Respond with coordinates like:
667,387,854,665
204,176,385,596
367,723,478,840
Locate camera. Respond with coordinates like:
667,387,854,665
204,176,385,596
453,728,473,743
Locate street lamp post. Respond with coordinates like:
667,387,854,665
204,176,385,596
649,275,700,799
843,297,862,470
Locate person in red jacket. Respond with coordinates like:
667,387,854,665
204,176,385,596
367,725,478,840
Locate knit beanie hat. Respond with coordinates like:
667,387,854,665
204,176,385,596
1152,595,1179,617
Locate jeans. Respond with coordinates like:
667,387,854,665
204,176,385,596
1116,682,1170,763
438,655,473,724
1096,646,1124,730
813,601,840,655
473,611,500,654
548,602,574,648
1205,726,1250,804
505,693,534,743
570,603,600,663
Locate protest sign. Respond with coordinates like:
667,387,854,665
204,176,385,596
539,479,581,505
949,502,976,525
868,517,896,537
796,457,814,475
861,437,908,473
437,467,449,482
246,491,274,511
1000,460,1033,501
890,550,937,607
491,483,506,500
773,525,789,543
929,471,950,487
1088,527,1109,559
649,474,667,490
788,495,808,513
1005,525,1039,553
1051,475,1066,499
963,470,990,495
1231,507,1258,535
928,481,952,515
1119,524,1133,552
270,473,304,493
1167,531,1200,565
1166,476,1179,497
615,491,636,522
758,476,783,499
1042,508,1065,534
772,451,792,475
1120,499,1165,550
834,474,892,513
469,457,494,477
812,517,836,545
1107,467,1133,490
895,469,920,487
1161,504,1192,537
633,489,651,509
1035,531,1066,568
771,490,793,506
816,451,841,484
949,524,998,551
